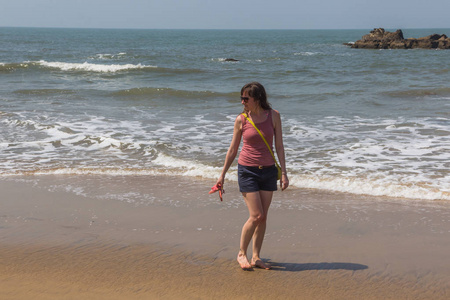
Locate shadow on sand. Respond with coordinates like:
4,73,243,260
267,261,368,272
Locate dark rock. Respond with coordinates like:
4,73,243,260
224,58,239,62
348,28,450,49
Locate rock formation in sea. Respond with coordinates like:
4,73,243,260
346,28,450,49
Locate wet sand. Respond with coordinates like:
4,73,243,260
1,176,449,299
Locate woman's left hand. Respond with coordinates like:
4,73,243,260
280,174,289,191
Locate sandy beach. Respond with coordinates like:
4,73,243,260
1,175,449,299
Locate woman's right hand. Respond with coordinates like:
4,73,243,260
215,175,224,189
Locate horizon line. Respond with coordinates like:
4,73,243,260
2,25,450,31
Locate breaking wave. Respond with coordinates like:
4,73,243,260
0,61,157,73
33,60,156,72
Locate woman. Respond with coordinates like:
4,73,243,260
215,82,289,270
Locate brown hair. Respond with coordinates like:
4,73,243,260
241,82,272,111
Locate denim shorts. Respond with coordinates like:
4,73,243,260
238,164,278,193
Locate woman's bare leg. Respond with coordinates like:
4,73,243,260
251,190,273,269
238,191,265,269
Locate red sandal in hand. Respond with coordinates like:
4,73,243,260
209,183,224,201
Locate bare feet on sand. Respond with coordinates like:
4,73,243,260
237,252,252,270
251,258,271,270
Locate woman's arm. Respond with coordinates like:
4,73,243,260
273,110,289,190
216,115,243,187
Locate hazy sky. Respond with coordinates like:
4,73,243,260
1,0,449,30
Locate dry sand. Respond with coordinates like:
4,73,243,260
1,175,449,299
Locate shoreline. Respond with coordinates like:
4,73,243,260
1,176,449,299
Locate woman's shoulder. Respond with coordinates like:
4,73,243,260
235,113,244,124
270,109,281,119
270,109,281,129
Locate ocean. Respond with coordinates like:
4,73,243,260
1,27,449,202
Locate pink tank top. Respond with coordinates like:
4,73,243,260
238,110,275,167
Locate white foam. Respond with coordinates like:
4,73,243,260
93,52,127,60
294,52,320,56
289,174,450,201
282,115,450,201
2,162,446,201
1,108,448,202
33,60,156,73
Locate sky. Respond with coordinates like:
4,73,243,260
1,0,449,30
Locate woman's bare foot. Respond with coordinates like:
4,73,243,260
237,252,252,270
251,258,271,270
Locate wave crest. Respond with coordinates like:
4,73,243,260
111,87,236,99
0,62,30,72
385,87,450,98
14,89,76,95
33,60,157,73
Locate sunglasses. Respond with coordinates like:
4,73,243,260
240,96,249,102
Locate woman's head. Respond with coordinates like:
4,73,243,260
241,82,271,110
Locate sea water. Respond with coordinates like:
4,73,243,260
1,27,449,201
